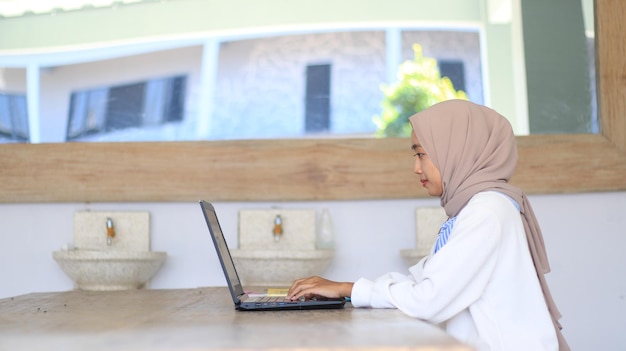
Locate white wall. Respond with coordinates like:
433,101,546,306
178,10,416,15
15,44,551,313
1,191,625,350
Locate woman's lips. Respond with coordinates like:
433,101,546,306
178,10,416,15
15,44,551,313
421,179,428,187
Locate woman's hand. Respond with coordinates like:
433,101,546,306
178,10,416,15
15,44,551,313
287,276,354,301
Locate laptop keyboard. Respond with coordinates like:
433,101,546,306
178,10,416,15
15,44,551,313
258,296,292,303
249,295,299,306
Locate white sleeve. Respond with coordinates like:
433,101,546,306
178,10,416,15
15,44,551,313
350,202,503,324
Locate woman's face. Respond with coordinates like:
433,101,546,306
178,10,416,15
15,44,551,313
411,131,443,197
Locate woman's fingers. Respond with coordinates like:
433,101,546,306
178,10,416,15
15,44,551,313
287,276,325,300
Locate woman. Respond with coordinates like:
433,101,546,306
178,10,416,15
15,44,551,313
287,100,569,351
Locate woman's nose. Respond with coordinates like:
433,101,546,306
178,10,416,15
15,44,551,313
414,158,422,174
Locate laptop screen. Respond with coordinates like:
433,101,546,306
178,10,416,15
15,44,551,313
200,201,245,302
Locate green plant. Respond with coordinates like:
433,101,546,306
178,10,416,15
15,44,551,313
373,44,468,137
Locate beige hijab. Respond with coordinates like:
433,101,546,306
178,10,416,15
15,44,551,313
409,99,569,351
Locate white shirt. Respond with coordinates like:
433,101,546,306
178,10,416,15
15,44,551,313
351,191,558,351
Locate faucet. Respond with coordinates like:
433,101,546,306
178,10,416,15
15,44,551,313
106,217,115,246
273,215,283,242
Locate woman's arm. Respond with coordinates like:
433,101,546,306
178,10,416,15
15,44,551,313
355,198,509,322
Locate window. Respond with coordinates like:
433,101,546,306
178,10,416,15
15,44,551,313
67,75,186,140
0,93,29,142
305,64,331,133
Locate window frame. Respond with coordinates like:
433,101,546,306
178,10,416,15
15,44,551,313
0,0,624,203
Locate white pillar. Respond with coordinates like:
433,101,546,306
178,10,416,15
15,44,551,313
385,28,402,85
510,0,529,135
196,38,220,140
26,63,41,143
480,0,528,135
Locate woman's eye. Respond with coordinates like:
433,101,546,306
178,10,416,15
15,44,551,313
413,153,425,159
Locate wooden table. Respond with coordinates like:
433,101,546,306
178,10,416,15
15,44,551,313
0,287,473,351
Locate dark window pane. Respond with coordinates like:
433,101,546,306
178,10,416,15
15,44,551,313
106,82,145,131
165,76,186,122
305,64,331,132
438,60,465,91
0,93,29,142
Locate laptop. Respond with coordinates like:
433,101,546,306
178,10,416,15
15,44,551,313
199,200,346,311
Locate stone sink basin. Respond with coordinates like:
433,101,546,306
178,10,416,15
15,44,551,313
231,249,333,286
52,249,167,291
